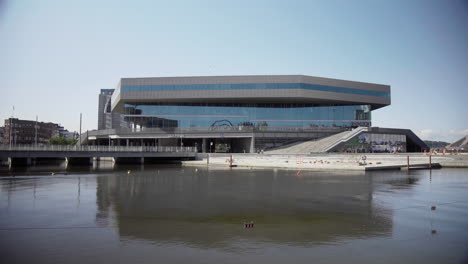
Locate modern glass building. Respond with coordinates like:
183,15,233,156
90,75,426,153
106,75,390,131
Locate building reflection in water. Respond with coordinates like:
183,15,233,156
94,166,421,248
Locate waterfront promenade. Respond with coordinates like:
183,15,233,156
2,145,467,171
184,153,468,171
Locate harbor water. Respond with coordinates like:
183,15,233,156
1,163,467,263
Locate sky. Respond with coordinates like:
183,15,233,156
0,0,467,142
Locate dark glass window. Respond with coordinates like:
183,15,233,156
121,103,372,129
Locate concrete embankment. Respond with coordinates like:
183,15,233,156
183,153,468,171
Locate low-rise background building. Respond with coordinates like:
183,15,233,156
57,125,79,140
2,118,76,145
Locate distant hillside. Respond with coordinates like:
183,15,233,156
424,140,450,148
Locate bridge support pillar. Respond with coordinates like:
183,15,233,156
249,136,255,153
202,138,207,153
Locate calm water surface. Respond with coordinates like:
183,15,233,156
1,163,468,263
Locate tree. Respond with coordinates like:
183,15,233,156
49,136,78,145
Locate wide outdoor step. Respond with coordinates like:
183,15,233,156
266,129,362,154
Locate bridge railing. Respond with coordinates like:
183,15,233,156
0,144,197,153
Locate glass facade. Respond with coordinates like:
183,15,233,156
122,103,371,129
121,83,390,98
335,133,407,153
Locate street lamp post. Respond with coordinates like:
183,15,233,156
35,115,38,147
8,119,12,150
14,130,17,147
79,113,82,147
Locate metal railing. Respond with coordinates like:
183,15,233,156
0,144,197,153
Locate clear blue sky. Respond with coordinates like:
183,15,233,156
1,0,467,142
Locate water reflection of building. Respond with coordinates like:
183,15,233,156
96,167,396,247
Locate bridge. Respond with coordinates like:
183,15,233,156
0,145,197,166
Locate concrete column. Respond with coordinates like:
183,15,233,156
126,139,129,146
202,138,207,153
249,136,255,153
140,157,144,164
26,158,32,166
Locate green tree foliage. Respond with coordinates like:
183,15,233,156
49,137,78,145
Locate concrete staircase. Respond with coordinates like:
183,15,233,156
266,127,368,154
322,127,368,152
